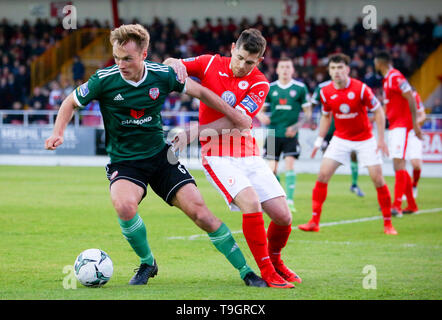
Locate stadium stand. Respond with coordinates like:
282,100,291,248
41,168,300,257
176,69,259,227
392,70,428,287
0,14,441,127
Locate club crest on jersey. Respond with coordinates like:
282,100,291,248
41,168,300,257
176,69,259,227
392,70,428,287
221,91,237,107
339,104,351,114
240,95,259,113
290,90,296,97
238,81,249,90
149,87,160,100
347,91,355,100
131,109,145,119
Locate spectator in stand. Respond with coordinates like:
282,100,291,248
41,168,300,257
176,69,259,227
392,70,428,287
72,56,85,82
48,81,63,110
29,100,49,125
4,101,23,124
433,15,442,39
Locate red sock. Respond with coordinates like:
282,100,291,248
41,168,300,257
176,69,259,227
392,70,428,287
267,221,292,265
312,181,328,224
412,169,421,188
376,184,392,226
242,212,274,276
393,170,407,208
404,171,418,208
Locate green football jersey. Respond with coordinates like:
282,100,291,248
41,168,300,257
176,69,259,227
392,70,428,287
73,60,185,162
311,80,335,136
265,79,311,138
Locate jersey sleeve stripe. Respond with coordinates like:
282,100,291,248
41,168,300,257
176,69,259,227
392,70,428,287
250,81,270,89
319,88,327,103
203,55,216,75
360,83,366,100
98,70,120,78
72,90,85,108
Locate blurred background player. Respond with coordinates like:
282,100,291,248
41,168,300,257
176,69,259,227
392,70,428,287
166,29,300,288
311,79,365,197
374,51,422,217
256,57,312,213
298,54,397,235
402,89,427,201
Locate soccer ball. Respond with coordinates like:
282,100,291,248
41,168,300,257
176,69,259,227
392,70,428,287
74,248,113,287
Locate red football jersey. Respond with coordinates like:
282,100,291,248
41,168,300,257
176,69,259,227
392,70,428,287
320,78,380,141
182,54,269,157
382,68,413,130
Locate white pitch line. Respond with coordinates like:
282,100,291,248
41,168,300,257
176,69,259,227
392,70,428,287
167,207,442,241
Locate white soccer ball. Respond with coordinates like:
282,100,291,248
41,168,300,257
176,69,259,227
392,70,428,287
74,248,113,287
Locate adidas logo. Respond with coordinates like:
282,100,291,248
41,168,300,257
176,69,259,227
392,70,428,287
230,243,239,253
114,94,124,101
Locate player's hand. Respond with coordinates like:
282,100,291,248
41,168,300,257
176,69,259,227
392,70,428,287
285,126,297,138
377,139,389,157
45,135,63,150
232,108,252,131
311,146,319,158
414,125,423,140
169,59,188,83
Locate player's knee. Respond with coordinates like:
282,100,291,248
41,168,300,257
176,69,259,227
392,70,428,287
273,212,292,226
113,199,138,220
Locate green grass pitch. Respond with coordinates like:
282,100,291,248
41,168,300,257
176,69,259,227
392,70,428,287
0,165,441,300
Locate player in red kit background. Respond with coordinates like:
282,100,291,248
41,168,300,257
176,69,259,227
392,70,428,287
298,53,397,235
165,29,299,288
374,51,422,217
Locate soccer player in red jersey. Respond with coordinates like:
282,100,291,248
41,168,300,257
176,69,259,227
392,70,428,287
298,53,397,235
374,51,422,216
165,29,299,288
403,90,426,202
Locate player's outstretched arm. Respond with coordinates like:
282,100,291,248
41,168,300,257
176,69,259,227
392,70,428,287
311,113,332,158
44,92,78,150
184,77,252,130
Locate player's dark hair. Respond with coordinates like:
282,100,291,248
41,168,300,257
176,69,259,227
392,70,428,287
374,50,392,63
328,53,351,66
235,28,267,57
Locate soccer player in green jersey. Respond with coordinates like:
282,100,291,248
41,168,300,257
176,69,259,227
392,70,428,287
45,24,267,288
257,58,312,213
311,80,365,197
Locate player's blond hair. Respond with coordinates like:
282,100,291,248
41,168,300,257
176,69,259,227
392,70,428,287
110,24,150,51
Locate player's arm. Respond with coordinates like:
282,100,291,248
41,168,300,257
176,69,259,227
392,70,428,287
45,92,78,150
255,104,270,125
372,106,389,157
417,108,426,127
310,112,332,158
184,77,251,130
402,90,422,139
286,103,312,138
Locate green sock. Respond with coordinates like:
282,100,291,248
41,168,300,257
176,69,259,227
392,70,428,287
118,213,154,265
275,174,280,183
208,223,253,279
351,161,358,186
285,171,296,202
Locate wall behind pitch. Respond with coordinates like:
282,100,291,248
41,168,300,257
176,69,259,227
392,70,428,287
1,0,441,31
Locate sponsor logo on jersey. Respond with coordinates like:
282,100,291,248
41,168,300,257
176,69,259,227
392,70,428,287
259,90,266,97
331,94,338,100
77,82,89,97
228,177,235,186
240,95,259,113
221,91,237,107
279,98,288,105
347,91,355,100
149,87,160,100
238,80,249,90
122,116,153,126
339,103,351,114
131,109,145,119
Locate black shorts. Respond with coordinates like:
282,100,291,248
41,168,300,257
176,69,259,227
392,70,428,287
105,144,196,205
263,136,301,161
